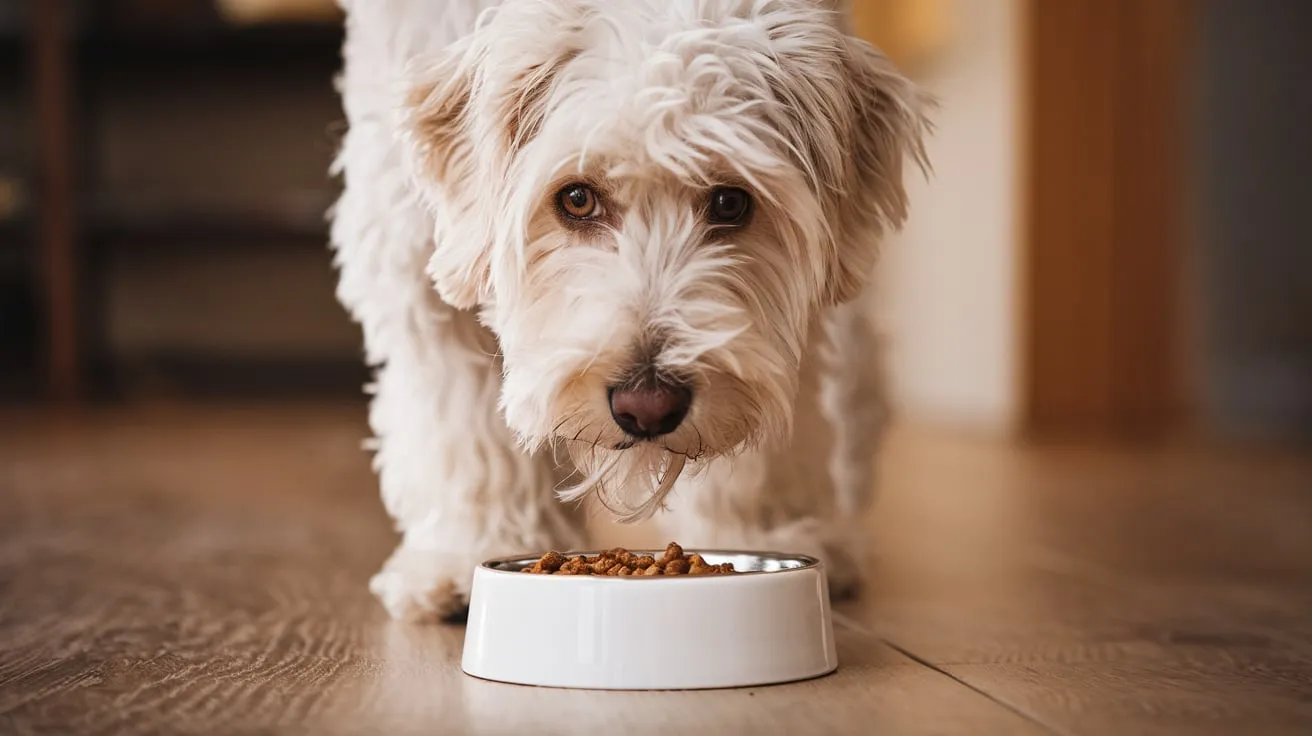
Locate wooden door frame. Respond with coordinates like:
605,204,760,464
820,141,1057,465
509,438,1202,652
32,0,81,403
1021,0,1194,436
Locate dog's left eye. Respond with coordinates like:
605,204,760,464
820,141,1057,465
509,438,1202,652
708,187,752,225
557,184,601,220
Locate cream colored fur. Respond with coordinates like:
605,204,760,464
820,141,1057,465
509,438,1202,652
331,0,929,622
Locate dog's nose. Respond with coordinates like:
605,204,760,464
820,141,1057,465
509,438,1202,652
608,382,692,438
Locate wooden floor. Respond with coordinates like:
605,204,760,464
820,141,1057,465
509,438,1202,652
2,404,1310,735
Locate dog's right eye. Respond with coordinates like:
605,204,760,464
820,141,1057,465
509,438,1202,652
707,187,753,226
557,184,601,220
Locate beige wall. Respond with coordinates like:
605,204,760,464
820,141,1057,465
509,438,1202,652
874,0,1023,431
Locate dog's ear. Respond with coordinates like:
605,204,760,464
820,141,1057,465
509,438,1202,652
399,21,578,310
823,37,932,305
400,40,496,310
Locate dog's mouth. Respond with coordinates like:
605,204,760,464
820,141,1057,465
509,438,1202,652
611,437,667,453
610,435,708,463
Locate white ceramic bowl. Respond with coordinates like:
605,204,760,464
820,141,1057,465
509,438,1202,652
461,549,837,690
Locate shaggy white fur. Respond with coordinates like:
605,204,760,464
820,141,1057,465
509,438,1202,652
331,0,930,622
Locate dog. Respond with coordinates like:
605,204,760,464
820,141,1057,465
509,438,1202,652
330,0,930,622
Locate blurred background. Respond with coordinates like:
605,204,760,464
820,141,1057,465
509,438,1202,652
0,0,1308,445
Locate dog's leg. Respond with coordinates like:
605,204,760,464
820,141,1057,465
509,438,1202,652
334,193,584,623
362,317,585,622
663,299,886,597
332,16,583,623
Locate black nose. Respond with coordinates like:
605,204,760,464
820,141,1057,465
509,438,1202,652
608,381,692,438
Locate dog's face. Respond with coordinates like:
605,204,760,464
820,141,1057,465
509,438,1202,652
401,0,928,519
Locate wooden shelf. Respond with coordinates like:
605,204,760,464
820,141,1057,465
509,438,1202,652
109,354,367,400
18,1,347,403
79,23,342,68
0,233,39,403
89,220,330,248
0,17,343,68
85,192,335,248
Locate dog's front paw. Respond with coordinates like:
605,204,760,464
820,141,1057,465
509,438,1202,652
369,544,478,624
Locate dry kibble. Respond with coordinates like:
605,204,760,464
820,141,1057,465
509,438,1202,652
557,555,587,575
521,543,737,576
539,551,566,573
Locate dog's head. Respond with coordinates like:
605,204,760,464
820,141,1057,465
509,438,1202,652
400,0,929,519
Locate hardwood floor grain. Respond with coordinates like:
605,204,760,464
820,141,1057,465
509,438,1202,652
946,654,1312,736
1,404,1309,735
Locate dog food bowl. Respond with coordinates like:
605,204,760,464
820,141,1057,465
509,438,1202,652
461,550,837,690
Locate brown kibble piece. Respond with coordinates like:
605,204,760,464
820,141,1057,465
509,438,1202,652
555,555,586,575
617,566,634,576
539,551,566,572
665,558,690,575
660,542,683,564
641,564,663,576
687,554,713,575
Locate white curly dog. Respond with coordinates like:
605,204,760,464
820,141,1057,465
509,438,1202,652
330,0,929,622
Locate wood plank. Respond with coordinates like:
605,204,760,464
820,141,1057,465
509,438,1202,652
30,0,81,402
2,408,1310,734
946,656,1312,736
1023,0,1119,431
857,427,1312,667
1108,0,1192,432
1022,0,1193,436
0,407,1043,736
